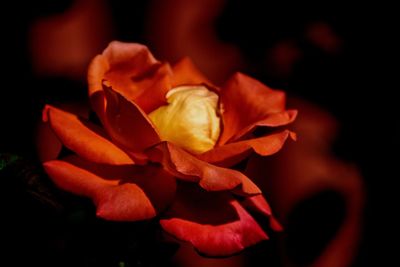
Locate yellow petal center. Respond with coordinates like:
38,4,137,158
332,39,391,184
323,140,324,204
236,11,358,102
149,85,221,154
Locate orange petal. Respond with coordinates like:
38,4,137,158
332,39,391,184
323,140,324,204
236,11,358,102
43,159,156,221
219,72,290,144
232,110,297,141
243,195,272,216
88,41,172,113
146,142,261,195
87,53,108,123
160,184,268,256
171,57,212,87
101,86,161,152
43,105,134,165
198,130,295,167
88,54,109,97
64,155,177,213
132,63,173,113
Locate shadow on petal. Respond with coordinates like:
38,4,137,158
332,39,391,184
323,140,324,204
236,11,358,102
147,142,261,195
172,57,213,87
43,156,177,221
102,86,161,152
63,155,177,213
161,183,268,257
219,72,290,145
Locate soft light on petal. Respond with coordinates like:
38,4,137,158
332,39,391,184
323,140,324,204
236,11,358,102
88,41,173,113
43,105,134,165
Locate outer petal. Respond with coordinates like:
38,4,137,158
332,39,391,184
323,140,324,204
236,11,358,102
219,72,292,144
146,142,261,195
101,86,161,152
88,41,172,113
132,63,173,113
160,184,268,256
36,119,63,162
42,105,134,165
171,57,212,87
64,155,177,213
88,54,109,97
43,159,157,221
242,195,283,232
198,130,296,167
87,54,108,120
232,110,297,142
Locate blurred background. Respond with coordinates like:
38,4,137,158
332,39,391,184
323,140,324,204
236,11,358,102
1,0,397,266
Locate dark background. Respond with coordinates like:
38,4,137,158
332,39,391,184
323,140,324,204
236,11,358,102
1,1,397,266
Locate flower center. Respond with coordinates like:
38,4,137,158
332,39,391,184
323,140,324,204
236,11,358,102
149,85,221,154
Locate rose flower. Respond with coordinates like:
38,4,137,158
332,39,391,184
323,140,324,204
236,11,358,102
41,41,297,256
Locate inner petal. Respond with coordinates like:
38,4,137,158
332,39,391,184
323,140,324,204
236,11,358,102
149,85,221,154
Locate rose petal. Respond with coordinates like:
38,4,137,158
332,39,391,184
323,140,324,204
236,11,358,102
88,42,158,98
103,41,158,69
101,86,161,152
242,195,283,232
172,57,212,87
64,155,177,213
88,54,109,97
160,184,268,256
146,142,261,195
232,110,297,142
43,159,157,221
132,63,173,113
219,72,290,144
36,119,63,162
43,105,134,165
87,53,108,121
269,216,284,232
88,41,172,113
198,130,295,167
243,195,272,217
